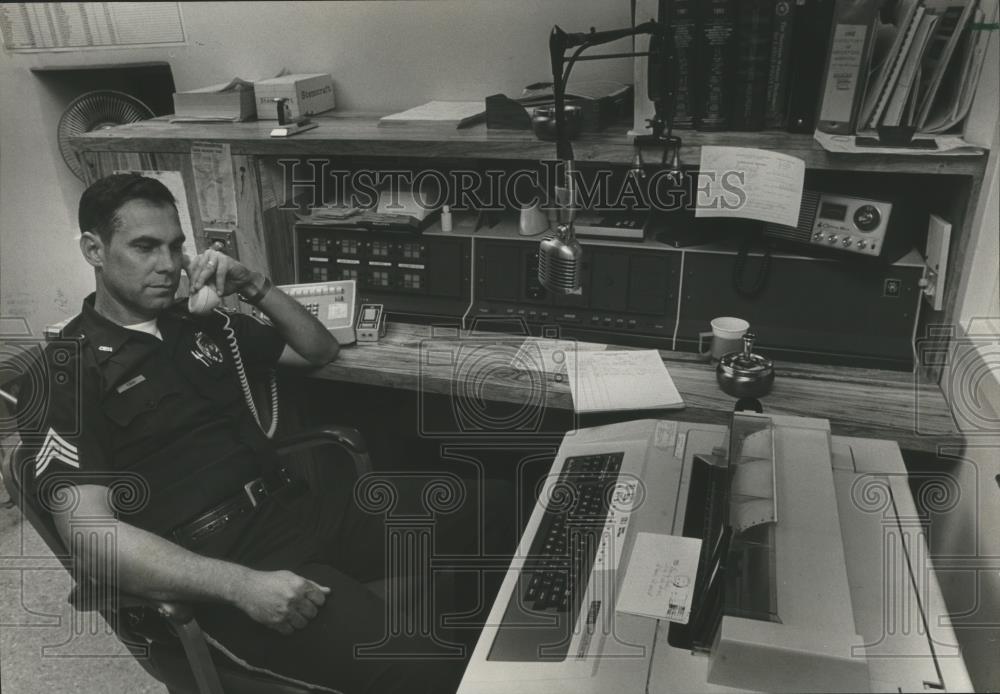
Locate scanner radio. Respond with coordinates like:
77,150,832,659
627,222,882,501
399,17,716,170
764,191,909,263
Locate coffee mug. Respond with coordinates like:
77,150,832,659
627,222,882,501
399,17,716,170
518,202,550,236
698,316,750,361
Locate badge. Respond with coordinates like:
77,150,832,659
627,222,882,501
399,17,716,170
116,374,147,393
190,331,225,367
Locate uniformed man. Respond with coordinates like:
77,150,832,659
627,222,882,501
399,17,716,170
14,173,485,693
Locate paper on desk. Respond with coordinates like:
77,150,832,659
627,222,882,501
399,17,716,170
695,146,805,228
182,77,254,93
511,338,606,375
563,350,684,414
813,130,986,156
616,532,702,624
169,115,246,124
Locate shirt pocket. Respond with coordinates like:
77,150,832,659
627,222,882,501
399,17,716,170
176,330,245,408
186,355,246,408
104,376,185,454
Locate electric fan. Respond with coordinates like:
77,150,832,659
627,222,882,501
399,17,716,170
57,90,154,181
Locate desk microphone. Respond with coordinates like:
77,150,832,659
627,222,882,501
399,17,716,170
538,223,583,295
539,166,583,294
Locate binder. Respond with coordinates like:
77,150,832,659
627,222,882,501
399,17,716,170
857,0,925,130
883,14,940,126
786,0,836,133
764,0,797,129
816,0,882,134
915,0,980,129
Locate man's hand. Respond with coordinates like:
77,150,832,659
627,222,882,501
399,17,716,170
185,245,339,366
184,248,263,299
233,569,331,635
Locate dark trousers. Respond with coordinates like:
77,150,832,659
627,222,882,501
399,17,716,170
195,473,513,694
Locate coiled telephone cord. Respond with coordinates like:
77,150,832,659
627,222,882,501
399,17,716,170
215,308,279,439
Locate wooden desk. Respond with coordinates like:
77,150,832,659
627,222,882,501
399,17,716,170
69,116,977,454
304,322,958,454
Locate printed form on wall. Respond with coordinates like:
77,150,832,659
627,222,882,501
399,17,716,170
190,142,239,228
0,2,185,51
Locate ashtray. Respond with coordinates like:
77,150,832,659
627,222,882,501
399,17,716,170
531,104,582,142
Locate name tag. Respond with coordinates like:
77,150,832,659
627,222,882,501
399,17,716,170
116,375,147,394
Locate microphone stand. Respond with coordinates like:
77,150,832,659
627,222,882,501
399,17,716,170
539,19,680,295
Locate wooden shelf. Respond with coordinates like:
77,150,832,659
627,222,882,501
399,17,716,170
71,113,987,177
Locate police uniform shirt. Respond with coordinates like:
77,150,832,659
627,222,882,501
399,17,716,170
15,294,287,541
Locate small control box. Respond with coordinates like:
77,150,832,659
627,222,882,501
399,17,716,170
764,191,902,261
356,303,386,343
278,280,356,345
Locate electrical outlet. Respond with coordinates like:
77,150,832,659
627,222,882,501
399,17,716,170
922,214,951,312
204,228,238,261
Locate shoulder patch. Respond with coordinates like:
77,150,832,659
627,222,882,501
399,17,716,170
35,428,80,476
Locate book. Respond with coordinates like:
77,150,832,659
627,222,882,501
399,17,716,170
669,0,699,128
378,101,486,128
816,0,882,134
858,0,925,130
883,13,939,126
695,0,738,131
172,77,256,121
785,0,837,133
730,0,775,131
764,0,796,129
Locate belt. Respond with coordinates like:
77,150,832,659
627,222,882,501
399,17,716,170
172,476,289,546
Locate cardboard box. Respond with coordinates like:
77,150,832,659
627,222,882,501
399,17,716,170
254,73,335,120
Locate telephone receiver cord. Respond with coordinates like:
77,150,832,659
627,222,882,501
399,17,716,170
215,307,279,439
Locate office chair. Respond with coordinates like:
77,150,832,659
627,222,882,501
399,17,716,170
1,425,376,694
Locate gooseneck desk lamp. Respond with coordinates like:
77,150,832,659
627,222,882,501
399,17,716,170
537,16,684,296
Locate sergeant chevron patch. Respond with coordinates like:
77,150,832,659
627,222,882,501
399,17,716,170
35,428,80,476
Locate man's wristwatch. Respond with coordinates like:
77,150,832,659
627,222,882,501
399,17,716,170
239,275,273,306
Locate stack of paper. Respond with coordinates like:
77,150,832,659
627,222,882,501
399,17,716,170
563,349,684,414
379,101,486,128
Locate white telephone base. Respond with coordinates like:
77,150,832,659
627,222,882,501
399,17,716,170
278,280,357,345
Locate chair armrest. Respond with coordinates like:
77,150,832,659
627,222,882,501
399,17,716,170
68,582,195,625
274,425,368,455
69,583,224,693
274,425,373,477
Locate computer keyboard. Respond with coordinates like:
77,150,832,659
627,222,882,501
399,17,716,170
523,452,624,613
489,451,625,661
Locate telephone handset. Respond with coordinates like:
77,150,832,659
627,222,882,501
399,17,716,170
184,263,278,439
187,284,222,314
